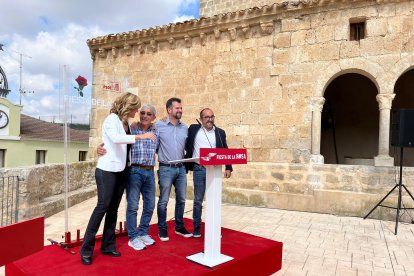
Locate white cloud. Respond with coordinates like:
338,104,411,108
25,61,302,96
0,0,196,37
40,95,55,109
24,74,54,96
0,0,199,123
173,15,196,23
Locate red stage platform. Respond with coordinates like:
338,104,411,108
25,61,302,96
6,219,282,275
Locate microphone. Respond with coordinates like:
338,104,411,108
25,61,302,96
213,122,232,173
196,119,212,148
213,123,224,148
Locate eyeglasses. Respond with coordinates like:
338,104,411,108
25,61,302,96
202,115,215,120
140,111,153,116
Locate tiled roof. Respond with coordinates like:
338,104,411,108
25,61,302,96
20,114,89,143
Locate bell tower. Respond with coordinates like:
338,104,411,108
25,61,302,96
0,43,10,98
0,65,10,98
0,50,21,137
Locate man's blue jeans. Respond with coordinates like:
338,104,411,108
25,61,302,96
193,164,206,229
126,167,155,240
157,166,187,231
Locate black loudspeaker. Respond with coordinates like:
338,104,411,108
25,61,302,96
391,109,414,147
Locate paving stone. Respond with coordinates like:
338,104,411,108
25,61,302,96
2,198,414,276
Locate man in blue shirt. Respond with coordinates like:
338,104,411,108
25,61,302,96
126,104,159,250
155,97,191,241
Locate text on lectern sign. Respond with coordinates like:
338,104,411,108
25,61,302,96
199,148,247,166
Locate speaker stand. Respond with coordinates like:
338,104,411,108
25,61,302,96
364,147,414,235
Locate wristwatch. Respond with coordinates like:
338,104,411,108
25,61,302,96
0,110,9,129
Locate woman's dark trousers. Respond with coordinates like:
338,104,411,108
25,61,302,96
80,168,125,256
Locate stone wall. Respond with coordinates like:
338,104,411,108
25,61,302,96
85,0,414,221
0,161,96,220
216,163,414,222
2,160,413,223
87,0,414,164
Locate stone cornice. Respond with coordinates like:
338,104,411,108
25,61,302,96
86,0,401,59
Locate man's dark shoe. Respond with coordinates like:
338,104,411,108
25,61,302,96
175,227,193,238
81,256,92,265
101,250,121,257
193,226,201,238
159,228,169,241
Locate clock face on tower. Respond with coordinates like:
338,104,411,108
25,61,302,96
0,110,9,129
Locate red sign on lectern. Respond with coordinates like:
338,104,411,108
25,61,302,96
199,148,247,166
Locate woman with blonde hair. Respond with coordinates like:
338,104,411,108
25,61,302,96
80,92,152,265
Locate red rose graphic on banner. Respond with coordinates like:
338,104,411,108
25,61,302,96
74,75,88,97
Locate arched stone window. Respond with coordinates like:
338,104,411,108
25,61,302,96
391,67,414,167
320,73,379,165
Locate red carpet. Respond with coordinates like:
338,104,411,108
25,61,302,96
6,219,282,275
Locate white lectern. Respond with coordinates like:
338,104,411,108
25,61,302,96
175,148,247,267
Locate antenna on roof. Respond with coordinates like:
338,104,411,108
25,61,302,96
14,51,34,105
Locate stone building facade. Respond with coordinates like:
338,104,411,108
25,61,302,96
87,0,414,221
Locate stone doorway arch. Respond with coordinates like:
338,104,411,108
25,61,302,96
320,73,379,165
391,68,414,167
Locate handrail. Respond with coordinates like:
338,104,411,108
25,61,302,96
0,176,20,226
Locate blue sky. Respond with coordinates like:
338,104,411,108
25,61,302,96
180,0,200,16
0,0,199,123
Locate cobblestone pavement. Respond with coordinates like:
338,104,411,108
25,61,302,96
2,195,414,275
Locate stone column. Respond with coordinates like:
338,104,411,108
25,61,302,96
374,93,395,166
310,97,325,164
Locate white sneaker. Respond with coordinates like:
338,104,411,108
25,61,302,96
128,237,146,250
139,235,155,245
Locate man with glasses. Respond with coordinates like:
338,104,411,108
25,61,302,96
156,97,190,241
184,108,232,238
126,104,159,250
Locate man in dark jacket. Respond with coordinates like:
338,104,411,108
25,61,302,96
184,108,232,237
